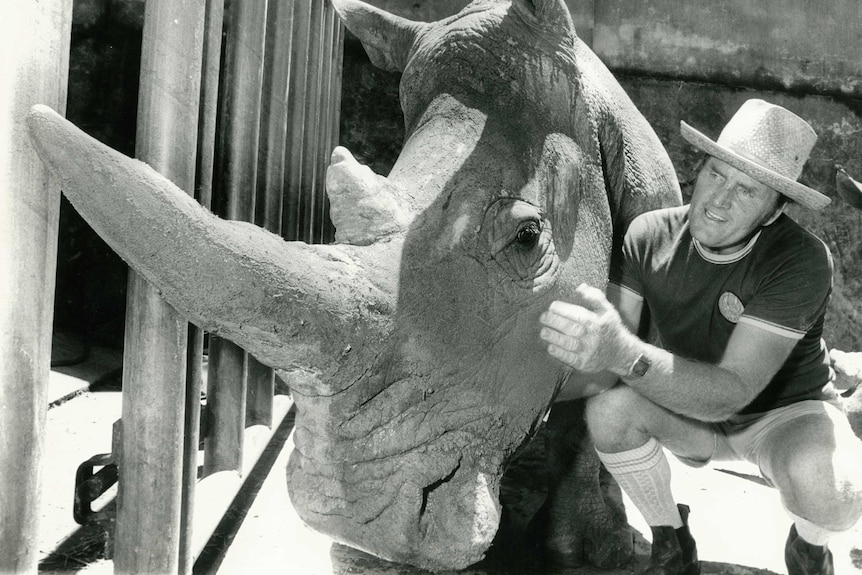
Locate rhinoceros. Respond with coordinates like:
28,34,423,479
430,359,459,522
26,0,681,570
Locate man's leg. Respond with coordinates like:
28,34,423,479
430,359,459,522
586,385,716,574
754,402,862,574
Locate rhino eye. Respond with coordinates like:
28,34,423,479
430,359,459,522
515,221,541,247
481,198,558,289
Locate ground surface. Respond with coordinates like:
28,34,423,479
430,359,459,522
38,344,862,575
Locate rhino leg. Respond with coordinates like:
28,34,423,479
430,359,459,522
530,399,633,569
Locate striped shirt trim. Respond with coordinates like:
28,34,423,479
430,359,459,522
738,315,805,340
693,230,762,264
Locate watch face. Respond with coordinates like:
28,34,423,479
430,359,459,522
631,355,650,377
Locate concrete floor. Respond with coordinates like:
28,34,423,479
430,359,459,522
37,345,862,575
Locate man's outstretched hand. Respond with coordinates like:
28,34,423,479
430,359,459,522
540,284,640,376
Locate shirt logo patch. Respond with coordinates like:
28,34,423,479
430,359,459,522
718,292,745,323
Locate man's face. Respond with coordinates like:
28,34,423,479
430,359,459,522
689,157,783,255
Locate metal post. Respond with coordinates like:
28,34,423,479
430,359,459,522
247,0,295,428
282,1,314,241
316,5,340,244
0,1,73,571
321,18,346,244
204,0,267,476
179,0,224,570
113,1,205,572
300,0,327,243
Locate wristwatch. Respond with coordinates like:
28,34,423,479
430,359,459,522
626,353,650,379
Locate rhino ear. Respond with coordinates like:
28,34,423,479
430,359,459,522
332,0,426,73
514,0,574,27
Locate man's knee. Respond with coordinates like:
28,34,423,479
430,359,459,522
585,385,647,449
775,443,862,530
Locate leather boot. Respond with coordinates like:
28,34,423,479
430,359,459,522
639,504,700,575
785,524,834,575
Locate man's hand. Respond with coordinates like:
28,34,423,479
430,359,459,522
540,284,639,376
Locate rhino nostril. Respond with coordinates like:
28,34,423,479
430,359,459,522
420,464,460,519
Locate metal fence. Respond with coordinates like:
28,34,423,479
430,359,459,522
0,0,344,572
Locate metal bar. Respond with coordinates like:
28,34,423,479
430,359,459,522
300,0,327,243
204,336,248,475
113,1,206,572
194,0,226,210
204,0,268,475
255,0,293,235
180,325,204,574
323,19,346,244
246,0,295,429
181,0,225,569
282,1,314,241
315,5,336,245
0,1,72,571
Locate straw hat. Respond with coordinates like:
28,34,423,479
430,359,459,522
680,99,831,210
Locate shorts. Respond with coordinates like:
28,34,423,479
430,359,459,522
675,398,846,485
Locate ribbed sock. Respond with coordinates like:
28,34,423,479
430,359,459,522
786,510,840,547
596,438,683,529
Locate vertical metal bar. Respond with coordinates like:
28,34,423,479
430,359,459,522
320,18,344,244
195,0,226,210
0,1,72,571
322,19,346,244
315,5,336,245
330,22,345,154
283,1,313,241
247,0,295,428
317,5,345,244
255,0,293,235
180,0,224,570
179,325,204,575
300,0,327,243
204,0,267,476
113,1,205,573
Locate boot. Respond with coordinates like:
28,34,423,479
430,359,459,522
785,524,834,575
638,504,700,575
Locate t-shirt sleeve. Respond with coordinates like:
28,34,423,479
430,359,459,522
739,237,833,339
608,213,648,302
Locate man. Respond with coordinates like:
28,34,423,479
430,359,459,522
539,99,862,575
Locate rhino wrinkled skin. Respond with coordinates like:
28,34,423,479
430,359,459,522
26,0,681,570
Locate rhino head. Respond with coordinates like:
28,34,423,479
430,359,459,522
26,0,680,570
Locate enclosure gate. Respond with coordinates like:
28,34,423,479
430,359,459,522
1,0,344,572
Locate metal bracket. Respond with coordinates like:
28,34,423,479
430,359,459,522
73,452,118,525
73,419,122,525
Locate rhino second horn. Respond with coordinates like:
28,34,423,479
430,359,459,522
327,146,412,245
331,0,428,73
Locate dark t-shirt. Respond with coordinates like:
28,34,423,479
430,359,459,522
610,205,838,415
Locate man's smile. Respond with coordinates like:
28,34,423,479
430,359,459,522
704,208,727,223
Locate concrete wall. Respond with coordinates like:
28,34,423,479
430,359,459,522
595,0,862,98
367,0,862,98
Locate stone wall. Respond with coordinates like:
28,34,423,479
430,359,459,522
369,0,862,99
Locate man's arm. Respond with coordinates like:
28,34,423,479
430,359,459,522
540,284,798,421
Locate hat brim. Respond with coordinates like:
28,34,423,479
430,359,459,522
680,121,831,210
